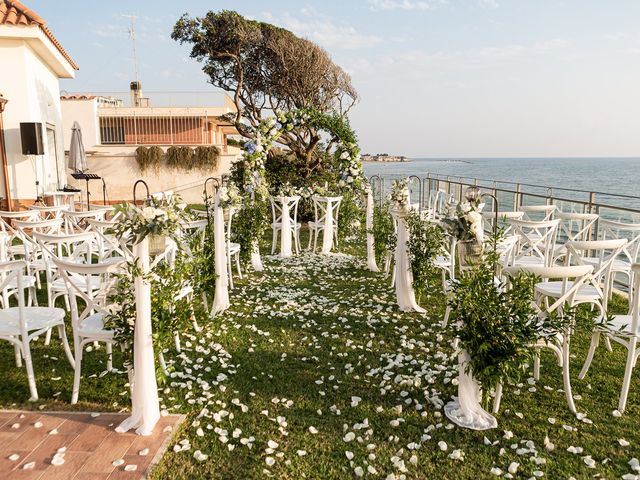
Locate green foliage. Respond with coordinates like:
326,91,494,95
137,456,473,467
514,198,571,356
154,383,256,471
406,212,445,302
135,146,163,173
337,191,365,243
372,201,396,265
448,235,572,402
231,199,269,265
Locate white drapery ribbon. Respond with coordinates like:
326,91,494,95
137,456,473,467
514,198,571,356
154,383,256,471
366,192,379,272
393,210,425,313
211,194,230,315
320,197,341,254
279,196,295,258
444,349,497,430
116,238,160,436
251,240,263,271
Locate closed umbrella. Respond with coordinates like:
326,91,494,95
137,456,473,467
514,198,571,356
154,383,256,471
68,121,88,172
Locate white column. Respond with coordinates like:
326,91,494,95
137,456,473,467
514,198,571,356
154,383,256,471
116,237,160,436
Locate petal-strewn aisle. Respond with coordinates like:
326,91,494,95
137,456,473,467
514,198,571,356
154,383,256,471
149,253,638,480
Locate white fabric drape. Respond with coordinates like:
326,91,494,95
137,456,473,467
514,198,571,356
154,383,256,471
280,196,293,258
444,349,497,430
320,197,341,254
116,238,160,436
366,192,379,272
211,195,230,315
393,210,425,313
251,240,263,271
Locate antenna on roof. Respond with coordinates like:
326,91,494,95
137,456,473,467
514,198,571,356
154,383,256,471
122,14,139,83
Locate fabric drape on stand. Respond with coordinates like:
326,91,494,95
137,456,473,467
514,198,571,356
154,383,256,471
116,238,160,436
366,191,379,272
249,192,263,271
251,240,263,271
211,195,230,315
321,200,334,254
280,197,293,257
393,210,425,313
444,349,497,430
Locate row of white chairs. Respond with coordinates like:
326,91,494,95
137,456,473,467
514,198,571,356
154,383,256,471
434,203,640,414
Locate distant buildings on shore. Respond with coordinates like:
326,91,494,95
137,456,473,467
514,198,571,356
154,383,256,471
361,153,409,162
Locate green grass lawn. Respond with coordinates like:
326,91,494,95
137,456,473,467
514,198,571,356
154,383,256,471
1,233,639,479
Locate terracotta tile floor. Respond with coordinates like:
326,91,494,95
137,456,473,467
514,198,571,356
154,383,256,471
0,410,184,479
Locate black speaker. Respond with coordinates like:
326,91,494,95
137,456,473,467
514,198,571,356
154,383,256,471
20,122,44,155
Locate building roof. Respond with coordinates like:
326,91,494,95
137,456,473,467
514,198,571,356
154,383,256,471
0,0,78,70
60,94,96,100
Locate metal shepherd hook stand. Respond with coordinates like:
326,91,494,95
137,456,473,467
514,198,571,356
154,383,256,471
132,179,151,206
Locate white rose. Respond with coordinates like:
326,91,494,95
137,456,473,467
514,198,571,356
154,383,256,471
341,151,350,160
346,176,354,183
466,211,482,226
350,167,359,176
142,207,156,220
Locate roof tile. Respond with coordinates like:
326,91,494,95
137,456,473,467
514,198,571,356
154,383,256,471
0,0,78,70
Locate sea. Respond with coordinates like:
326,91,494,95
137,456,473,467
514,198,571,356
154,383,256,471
362,157,640,213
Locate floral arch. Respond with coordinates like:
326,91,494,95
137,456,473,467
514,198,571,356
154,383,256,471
227,108,367,265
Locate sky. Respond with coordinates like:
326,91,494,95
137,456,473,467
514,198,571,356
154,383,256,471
31,0,640,158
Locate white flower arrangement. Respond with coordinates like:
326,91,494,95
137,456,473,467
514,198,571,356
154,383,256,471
388,177,411,211
442,199,485,243
114,194,189,245
218,183,243,209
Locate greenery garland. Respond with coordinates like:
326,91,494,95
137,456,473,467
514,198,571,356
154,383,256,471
372,201,396,266
406,211,445,303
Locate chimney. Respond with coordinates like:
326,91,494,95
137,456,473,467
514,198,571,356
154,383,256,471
130,81,142,107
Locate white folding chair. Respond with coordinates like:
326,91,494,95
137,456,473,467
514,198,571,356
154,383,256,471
0,210,40,260
13,217,64,292
63,209,107,233
269,196,302,254
539,239,628,318
596,218,640,296
52,256,125,404
482,211,524,237
551,211,598,261
0,260,74,401
501,264,593,413
28,204,69,219
579,264,640,413
308,196,342,252
505,218,560,268
520,204,557,221
33,231,100,310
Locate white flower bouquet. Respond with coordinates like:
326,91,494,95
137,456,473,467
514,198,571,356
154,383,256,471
388,177,411,211
114,194,189,245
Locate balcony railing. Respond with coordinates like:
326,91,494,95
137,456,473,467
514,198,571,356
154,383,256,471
98,114,220,146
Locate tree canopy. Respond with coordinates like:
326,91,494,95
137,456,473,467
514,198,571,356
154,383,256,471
171,10,358,164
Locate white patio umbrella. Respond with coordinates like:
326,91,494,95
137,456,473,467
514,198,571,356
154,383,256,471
68,121,88,172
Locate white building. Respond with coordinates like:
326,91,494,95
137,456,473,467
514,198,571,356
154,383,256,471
60,85,242,204
0,0,77,209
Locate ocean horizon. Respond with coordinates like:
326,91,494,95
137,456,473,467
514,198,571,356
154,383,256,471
363,156,640,212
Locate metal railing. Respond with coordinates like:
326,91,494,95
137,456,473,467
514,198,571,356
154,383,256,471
98,112,223,146
370,173,640,292
370,173,640,223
